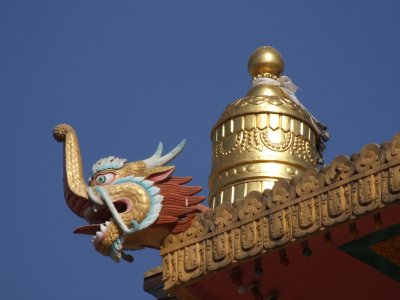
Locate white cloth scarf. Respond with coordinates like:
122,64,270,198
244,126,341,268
252,76,330,140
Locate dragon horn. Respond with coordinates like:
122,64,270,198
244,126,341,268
147,142,164,160
143,139,186,167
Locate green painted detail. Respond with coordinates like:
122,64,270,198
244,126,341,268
339,223,400,282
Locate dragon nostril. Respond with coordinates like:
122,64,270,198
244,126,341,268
114,201,128,214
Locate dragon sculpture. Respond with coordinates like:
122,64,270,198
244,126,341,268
53,124,207,262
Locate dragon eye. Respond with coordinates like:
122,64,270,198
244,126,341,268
94,173,116,185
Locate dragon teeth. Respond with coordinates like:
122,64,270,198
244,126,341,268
105,221,111,227
100,224,106,232
96,231,102,239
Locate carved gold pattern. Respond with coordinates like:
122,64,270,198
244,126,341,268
162,134,400,290
290,135,315,163
210,111,318,207
219,96,303,122
214,128,293,160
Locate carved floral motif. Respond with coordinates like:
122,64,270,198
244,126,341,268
214,127,293,159
213,127,316,164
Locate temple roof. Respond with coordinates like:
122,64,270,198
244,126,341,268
158,133,400,298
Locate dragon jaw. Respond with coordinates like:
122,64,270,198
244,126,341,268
75,168,174,262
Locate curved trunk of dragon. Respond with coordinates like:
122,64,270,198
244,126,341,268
53,124,90,217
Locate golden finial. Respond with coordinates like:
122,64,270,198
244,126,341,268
209,46,329,209
248,46,285,79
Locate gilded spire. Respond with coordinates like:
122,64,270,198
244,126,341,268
208,46,329,209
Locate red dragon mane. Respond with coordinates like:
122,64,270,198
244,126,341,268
155,176,207,233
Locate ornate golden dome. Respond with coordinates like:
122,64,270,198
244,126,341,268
208,46,329,209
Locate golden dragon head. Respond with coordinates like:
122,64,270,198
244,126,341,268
53,124,206,262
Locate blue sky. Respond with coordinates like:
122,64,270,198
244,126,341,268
1,1,400,299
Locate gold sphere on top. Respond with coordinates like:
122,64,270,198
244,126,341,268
248,46,285,78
